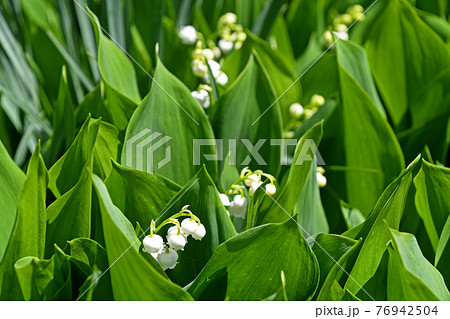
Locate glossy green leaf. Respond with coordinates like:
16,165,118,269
436,215,450,287
14,245,72,301
342,157,420,298
88,7,141,131
387,227,450,301
91,174,193,300
297,159,329,236
0,143,48,300
122,56,217,185
187,218,319,300
155,167,236,286
258,121,323,224
0,140,25,262
213,53,283,176
105,161,181,230
45,169,92,258
336,40,404,216
413,159,450,250
365,0,450,129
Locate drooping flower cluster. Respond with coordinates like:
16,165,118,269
178,13,246,110
219,168,277,219
322,5,365,48
316,167,327,188
142,205,206,270
216,13,247,55
285,94,325,137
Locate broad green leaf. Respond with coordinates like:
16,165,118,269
222,32,301,127
105,161,181,229
307,233,357,296
340,201,366,230
212,54,283,176
364,0,450,128
336,40,404,216
155,167,236,286
49,116,118,197
413,159,450,250
258,121,323,224
48,116,98,197
0,143,48,300
0,140,25,262
436,215,450,287
317,239,363,301
45,169,92,258
342,157,420,298
14,245,72,301
387,228,450,301
43,66,75,166
91,174,193,300
88,7,141,131
251,0,288,40
64,238,113,301
122,56,217,185
297,159,329,236
187,218,319,300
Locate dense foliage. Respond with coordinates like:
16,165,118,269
0,0,449,301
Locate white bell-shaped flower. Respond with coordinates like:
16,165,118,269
192,223,206,240
142,234,164,254
215,72,228,85
229,195,247,218
333,31,349,41
265,184,277,196
244,173,259,187
179,25,197,45
181,218,200,235
208,60,221,73
202,49,215,60
218,39,233,54
222,12,237,25
167,230,187,251
191,89,210,109
167,225,187,238
249,181,263,196
316,172,327,188
157,248,178,270
311,94,325,107
290,103,304,118
219,193,231,206
192,59,208,77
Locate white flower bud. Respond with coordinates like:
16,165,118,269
237,32,247,42
222,12,237,25
215,72,228,86
289,103,304,118
181,218,199,235
304,109,315,119
265,184,276,196
157,248,178,270
322,30,333,46
229,195,247,218
340,13,353,25
333,31,349,41
179,25,197,45
311,94,325,107
192,59,208,77
244,173,259,187
334,24,348,33
218,39,234,54
192,223,206,240
249,181,263,196
208,60,221,73
191,89,210,109
142,234,164,254
316,172,327,188
219,193,231,206
212,47,222,59
167,231,187,251
202,49,215,60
